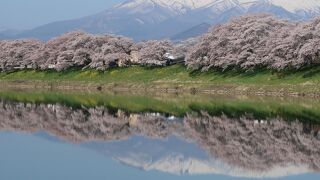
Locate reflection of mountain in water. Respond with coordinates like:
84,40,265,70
0,100,319,178
84,135,312,178
85,136,225,175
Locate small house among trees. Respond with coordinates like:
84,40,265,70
163,52,185,65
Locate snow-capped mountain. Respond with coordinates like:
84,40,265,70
271,0,320,14
2,0,320,41
117,0,320,14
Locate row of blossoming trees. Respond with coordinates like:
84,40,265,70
1,14,320,72
0,32,175,71
187,14,320,71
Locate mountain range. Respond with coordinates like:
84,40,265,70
2,0,320,41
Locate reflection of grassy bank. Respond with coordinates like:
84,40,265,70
1,65,320,94
0,89,320,123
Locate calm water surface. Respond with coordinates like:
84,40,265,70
0,89,319,180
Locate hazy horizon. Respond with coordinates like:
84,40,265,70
0,0,125,30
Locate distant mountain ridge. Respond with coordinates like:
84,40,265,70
2,0,320,41
171,23,211,41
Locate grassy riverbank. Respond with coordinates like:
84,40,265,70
1,65,320,94
0,89,320,123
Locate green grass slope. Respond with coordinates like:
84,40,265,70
1,65,320,93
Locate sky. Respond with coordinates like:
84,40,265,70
0,0,125,30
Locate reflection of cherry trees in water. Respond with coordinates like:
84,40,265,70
0,101,319,173
185,113,320,171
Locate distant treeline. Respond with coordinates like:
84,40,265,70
1,14,320,72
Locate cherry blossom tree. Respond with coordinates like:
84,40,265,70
186,14,320,71
134,40,174,66
0,39,45,71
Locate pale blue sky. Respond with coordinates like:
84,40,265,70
0,0,125,30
